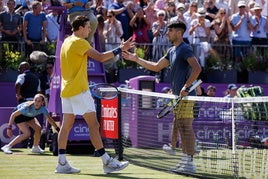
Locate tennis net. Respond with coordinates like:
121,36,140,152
117,87,268,179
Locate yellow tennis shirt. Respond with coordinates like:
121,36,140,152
60,35,91,98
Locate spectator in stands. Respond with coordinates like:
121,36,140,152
247,0,255,17
189,7,211,43
137,0,148,9
152,10,169,81
152,9,169,60
183,1,198,44
204,0,218,42
130,7,149,44
224,83,238,98
97,14,105,52
170,3,190,44
0,0,22,43
211,8,232,60
216,0,230,16
154,0,165,11
206,85,216,97
230,1,253,62
46,10,59,42
130,7,150,59
0,0,7,13
91,0,107,19
15,61,41,104
18,6,29,16
249,3,268,56
257,0,267,17
39,62,53,101
165,1,176,22
1,93,60,154
196,86,206,96
143,1,157,59
62,0,98,46
196,85,216,96
157,86,172,108
143,1,157,42
109,0,134,41
122,21,202,174
23,1,47,57
103,10,123,82
189,7,211,67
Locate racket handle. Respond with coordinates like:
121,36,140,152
189,79,202,93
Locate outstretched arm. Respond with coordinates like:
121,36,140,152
122,51,169,72
87,37,135,62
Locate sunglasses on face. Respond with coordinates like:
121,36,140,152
107,15,113,18
158,14,165,16
239,6,245,8
221,12,226,14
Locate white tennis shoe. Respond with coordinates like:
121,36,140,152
172,155,196,174
1,145,12,154
31,146,45,154
55,161,80,174
103,157,129,174
162,144,176,155
173,161,196,174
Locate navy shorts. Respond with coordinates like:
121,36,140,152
14,115,34,124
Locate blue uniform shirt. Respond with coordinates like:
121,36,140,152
17,102,49,117
164,42,196,96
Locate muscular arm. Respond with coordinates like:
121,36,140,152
122,51,169,72
184,57,202,87
180,56,201,96
87,37,134,62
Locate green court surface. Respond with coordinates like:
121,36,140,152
0,148,197,179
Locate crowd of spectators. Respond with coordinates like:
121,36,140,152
0,0,267,81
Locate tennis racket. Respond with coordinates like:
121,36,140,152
157,79,202,119
90,83,119,100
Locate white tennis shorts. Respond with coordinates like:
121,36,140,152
62,90,96,115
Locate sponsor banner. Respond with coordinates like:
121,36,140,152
100,98,119,139
68,117,90,141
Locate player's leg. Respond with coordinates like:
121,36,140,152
180,118,195,156
26,118,44,153
163,117,178,155
1,122,31,154
55,95,79,174
173,101,196,174
55,113,80,174
82,96,129,173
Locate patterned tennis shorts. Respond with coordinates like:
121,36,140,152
173,100,195,119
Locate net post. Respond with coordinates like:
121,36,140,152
117,92,124,160
231,98,239,178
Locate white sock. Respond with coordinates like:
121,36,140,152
101,152,110,164
58,154,67,165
